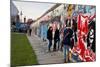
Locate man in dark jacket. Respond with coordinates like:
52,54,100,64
53,28,60,51
47,27,53,52
63,26,73,63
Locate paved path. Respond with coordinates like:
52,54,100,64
27,34,64,64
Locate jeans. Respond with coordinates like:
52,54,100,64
48,39,52,51
53,39,60,51
63,45,69,61
53,39,57,51
57,39,60,49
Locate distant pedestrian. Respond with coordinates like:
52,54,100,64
29,28,32,36
53,28,60,51
47,27,53,52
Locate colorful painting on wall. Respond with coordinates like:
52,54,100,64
11,0,96,66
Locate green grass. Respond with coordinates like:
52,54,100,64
11,33,38,66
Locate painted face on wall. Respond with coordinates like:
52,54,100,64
67,4,73,17
89,27,94,44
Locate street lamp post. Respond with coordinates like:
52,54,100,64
20,11,23,22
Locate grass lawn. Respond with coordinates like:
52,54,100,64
11,33,38,66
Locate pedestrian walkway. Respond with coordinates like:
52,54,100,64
27,34,64,64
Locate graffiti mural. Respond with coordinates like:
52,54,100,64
67,4,74,18
11,1,96,66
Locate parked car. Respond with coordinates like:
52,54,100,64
15,22,29,33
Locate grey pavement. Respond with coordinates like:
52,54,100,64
27,34,64,64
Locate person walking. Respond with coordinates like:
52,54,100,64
53,28,60,51
47,27,53,52
29,28,32,36
63,26,73,63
